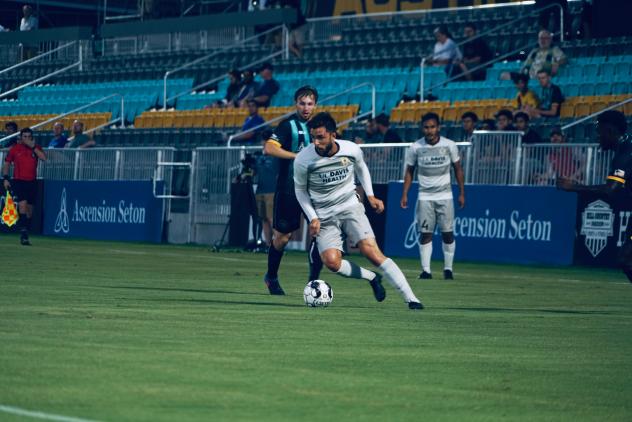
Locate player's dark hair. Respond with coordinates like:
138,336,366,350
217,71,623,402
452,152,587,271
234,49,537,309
496,109,513,120
598,110,627,134
375,113,390,127
514,111,530,122
20,127,33,137
461,111,478,122
294,85,318,103
307,112,337,133
5,121,17,132
421,112,441,125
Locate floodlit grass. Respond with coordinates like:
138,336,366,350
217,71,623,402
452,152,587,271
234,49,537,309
1,235,631,421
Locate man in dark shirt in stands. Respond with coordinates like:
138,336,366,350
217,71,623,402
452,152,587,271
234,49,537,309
253,62,280,108
375,113,402,142
4,121,18,147
461,111,478,142
233,100,266,144
514,112,543,144
530,69,564,118
557,110,632,282
457,22,493,81
495,109,516,131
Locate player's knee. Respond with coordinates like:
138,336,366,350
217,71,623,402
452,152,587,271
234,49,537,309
321,251,341,271
420,233,433,244
442,232,454,243
272,232,291,250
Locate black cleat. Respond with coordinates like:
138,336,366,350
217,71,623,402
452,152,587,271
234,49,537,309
408,301,424,310
418,271,432,279
264,274,285,295
369,273,386,302
20,233,31,246
443,269,454,280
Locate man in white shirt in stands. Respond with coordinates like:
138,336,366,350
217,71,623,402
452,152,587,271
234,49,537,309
294,112,424,310
401,112,465,280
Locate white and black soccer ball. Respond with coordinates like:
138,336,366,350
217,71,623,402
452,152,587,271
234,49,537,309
303,280,333,307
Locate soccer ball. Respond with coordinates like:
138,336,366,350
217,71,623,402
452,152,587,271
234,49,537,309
303,280,333,307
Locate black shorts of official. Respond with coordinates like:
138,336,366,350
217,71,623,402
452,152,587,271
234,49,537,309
273,191,303,234
619,223,632,268
11,179,37,205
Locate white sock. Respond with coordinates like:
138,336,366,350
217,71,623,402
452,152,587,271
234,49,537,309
336,259,376,281
379,258,419,303
443,241,455,271
419,242,432,273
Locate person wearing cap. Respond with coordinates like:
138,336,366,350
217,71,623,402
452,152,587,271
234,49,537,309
557,110,632,282
252,63,280,108
514,112,542,144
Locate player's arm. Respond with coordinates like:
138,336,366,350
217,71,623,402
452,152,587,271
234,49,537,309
78,139,96,149
556,178,623,199
355,152,384,214
264,122,296,160
34,145,47,161
293,159,319,237
401,165,415,209
453,160,465,208
535,102,560,117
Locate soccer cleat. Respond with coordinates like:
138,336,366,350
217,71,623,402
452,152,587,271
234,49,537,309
369,273,386,302
20,232,31,246
443,269,454,280
418,271,432,279
408,301,424,310
264,274,285,295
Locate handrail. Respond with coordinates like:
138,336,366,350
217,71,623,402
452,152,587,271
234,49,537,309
226,82,376,147
422,42,535,96
103,0,144,22
0,60,82,100
0,93,125,147
0,41,77,77
165,50,284,106
162,24,285,109
561,97,632,131
419,1,564,96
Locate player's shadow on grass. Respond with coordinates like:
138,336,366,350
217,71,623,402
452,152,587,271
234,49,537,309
444,307,615,315
96,285,271,297
134,297,306,308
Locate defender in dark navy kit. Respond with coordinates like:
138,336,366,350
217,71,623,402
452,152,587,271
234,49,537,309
557,110,632,282
261,86,323,295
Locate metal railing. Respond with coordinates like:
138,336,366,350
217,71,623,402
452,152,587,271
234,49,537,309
103,0,144,22
0,94,125,147
226,82,376,147
561,97,632,131
162,25,287,109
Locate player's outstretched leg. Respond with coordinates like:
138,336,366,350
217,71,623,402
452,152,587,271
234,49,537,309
308,238,323,282
264,230,291,295
441,232,455,280
321,248,386,302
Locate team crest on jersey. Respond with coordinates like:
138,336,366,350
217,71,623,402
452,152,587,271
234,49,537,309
580,200,615,257
340,157,350,166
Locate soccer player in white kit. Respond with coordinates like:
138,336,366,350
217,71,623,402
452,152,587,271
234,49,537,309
294,112,423,310
401,112,465,280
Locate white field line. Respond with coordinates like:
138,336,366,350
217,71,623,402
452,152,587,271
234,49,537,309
0,405,101,422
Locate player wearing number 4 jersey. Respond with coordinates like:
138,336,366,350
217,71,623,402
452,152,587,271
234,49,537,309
294,112,423,310
401,112,465,280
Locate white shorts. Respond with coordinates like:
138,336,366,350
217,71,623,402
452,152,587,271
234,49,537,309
416,199,454,233
317,203,375,252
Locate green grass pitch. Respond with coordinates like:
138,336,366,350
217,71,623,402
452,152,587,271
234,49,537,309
1,235,631,421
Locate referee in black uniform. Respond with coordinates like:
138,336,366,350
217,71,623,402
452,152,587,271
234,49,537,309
262,86,323,295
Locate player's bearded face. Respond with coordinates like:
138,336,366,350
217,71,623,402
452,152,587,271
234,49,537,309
423,120,440,142
296,95,316,120
311,128,335,156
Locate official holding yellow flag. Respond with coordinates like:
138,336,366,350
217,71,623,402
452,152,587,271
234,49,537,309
2,128,46,245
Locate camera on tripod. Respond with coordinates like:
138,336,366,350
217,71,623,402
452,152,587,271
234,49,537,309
235,152,259,183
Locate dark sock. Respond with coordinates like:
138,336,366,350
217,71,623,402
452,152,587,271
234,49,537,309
624,268,632,284
266,244,284,279
308,239,323,281
18,214,28,233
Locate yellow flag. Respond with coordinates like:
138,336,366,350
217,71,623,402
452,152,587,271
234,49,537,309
1,190,19,227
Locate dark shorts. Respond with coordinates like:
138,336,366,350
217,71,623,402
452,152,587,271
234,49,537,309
11,179,37,205
620,223,632,268
273,191,303,234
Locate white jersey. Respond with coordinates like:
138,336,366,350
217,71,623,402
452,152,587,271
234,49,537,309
405,136,460,201
294,140,374,221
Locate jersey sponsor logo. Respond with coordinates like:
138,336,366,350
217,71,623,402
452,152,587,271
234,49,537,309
580,200,615,257
54,188,70,233
318,167,350,184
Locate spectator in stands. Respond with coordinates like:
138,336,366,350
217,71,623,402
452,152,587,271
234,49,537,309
67,120,95,149
4,121,19,147
514,112,543,144
236,69,259,107
521,30,567,79
512,73,539,112
431,25,462,77
233,100,266,143
495,109,516,131
20,5,38,31
0,24,8,32
253,62,280,108
284,0,307,57
457,22,493,81
529,69,564,118
48,122,68,149
535,127,582,184
481,119,496,131
254,139,278,247
221,69,242,108
461,111,478,142
375,113,402,143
